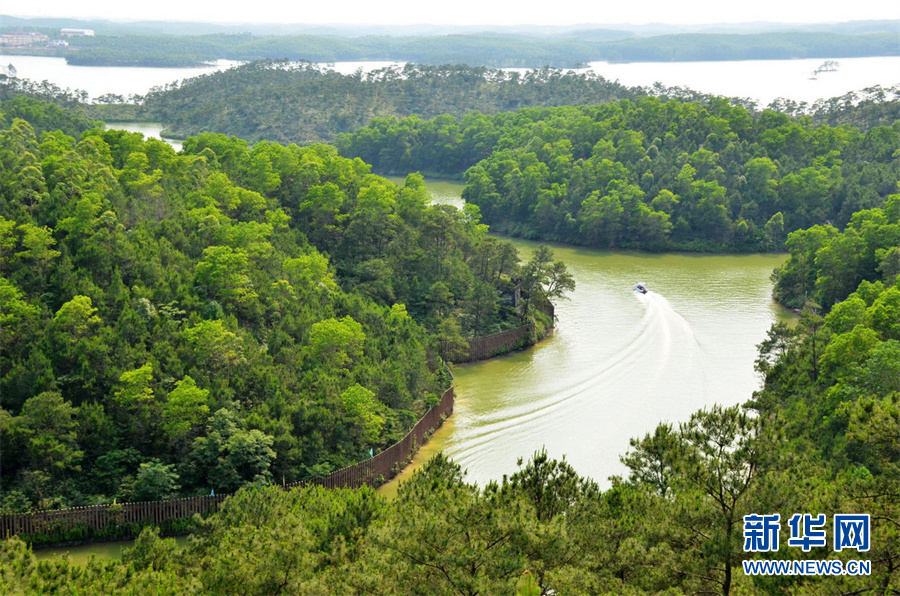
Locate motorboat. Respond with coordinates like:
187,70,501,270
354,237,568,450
635,282,648,294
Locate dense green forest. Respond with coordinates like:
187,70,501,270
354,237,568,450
0,96,576,512
338,95,900,252
773,194,900,309
3,216,898,592
596,31,899,62
136,62,637,144
1,72,898,594
60,31,632,68
9,29,896,68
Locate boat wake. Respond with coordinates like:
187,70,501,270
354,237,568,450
445,288,704,478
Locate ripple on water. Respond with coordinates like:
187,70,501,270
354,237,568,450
377,181,793,495
422,245,792,488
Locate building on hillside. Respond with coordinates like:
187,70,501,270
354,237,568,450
0,32,50,46
60,28,95,37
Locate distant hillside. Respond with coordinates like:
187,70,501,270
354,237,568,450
2,16,898,68
600,31,899,62
139,62,638,144
2,14,898,37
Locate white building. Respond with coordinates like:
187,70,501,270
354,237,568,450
60,28,95,37
0,32,50,46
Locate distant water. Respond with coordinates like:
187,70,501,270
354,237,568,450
384,175,466,209
2,54,897,106
105,122,183,151
587,56,900,107
0,55,239,100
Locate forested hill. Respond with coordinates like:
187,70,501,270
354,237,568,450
4,25,897,67
773,195,900,310
3,205,899,595
1,97,898,595
0,97,575,511
338,94,900,252
138,62,636,145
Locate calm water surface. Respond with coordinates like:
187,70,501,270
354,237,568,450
384,175,466,209
0,55,239,100
35,536,189,565
380,180,794,496
0,56,399,100
105,122,183,151
2,54,896,106
587,56,900,107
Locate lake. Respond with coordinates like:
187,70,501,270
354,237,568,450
384,175,466,208
380,179,794,495
587,56,900,108
0,55,240,100
2,53,897,106
105,122,183,151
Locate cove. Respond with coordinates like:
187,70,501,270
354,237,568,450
380,180,794,496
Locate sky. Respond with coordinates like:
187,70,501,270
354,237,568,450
3,0,899,26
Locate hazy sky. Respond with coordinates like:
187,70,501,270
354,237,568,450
3,0,899,26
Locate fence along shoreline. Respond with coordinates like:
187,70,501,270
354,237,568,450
4,299,555,545
1,387,454,546
440,296,555,363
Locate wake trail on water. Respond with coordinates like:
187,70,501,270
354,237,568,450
446,289,703,468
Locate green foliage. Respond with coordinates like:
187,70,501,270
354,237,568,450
774,201,899,309
162,376,210,443
521,245,575,303
345,98,898,253
143,62,635,145
0,100,519,509
340,384,385,445
620,423,680,497
131,461,180,502
187,409,276,493
0,535,198,592
7,392,83,491
0,96,101,138
306,316,365,372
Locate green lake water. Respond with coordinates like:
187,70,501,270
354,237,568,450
103,122,184,151
384,175,467,209
34,536,189,565
380,179,793,495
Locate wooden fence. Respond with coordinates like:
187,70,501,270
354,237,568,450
0,495,226,540
286,386,454,490
1,387,454,541
446,323,534,363
441,297,556,364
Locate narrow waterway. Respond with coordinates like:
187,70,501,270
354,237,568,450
384,175,466,209
104,122,183,151
380,180,793,495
